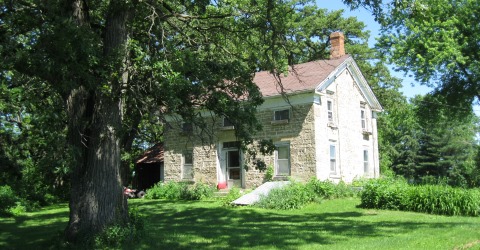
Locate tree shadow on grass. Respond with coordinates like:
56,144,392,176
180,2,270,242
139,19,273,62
0,205,69,249
135,200,476,249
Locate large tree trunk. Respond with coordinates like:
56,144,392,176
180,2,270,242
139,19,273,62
64,0,131,242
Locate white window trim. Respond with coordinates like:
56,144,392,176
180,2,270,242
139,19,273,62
363,149,369,176
329,144,337,174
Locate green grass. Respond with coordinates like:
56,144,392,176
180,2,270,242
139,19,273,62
2,199,480,249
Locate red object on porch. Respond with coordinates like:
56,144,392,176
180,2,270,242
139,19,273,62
217,182,227,190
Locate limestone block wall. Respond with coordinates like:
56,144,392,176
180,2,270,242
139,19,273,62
253,101,317,184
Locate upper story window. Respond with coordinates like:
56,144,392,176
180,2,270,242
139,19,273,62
274,109,290,121
223,118,233,127
361,109,366,129
182,122,193,133
327,100,333,122
182,150,193,180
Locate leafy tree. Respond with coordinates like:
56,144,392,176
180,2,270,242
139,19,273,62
0,0,288,241
413,94,479,187
2,0,389,242
0,0,407,243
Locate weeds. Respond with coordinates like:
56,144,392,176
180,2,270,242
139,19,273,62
145,181,215,200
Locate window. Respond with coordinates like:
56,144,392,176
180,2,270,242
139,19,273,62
275,143,290,176
274,109,290,121
182,151,193,179
223,118,234,127
330,144,336,173
223,141,240,149
182,122,193,133
361,109,366,129
327,100,333,122
363,150,369,174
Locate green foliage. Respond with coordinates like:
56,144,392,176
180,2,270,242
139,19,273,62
256,179,361,210
93,206,145,249
307,178,358,199
256,182,317,210
145,182,215,201
264,165,274,182
220,187,243,207
0,185,18,216
360,178,480,216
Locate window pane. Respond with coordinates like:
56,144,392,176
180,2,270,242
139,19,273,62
274,109,289,120
229,168,240,180
330,145,336,159
277,160,289,175
327,101,332,111
227,150,240,168
182,123,192,132
330,160,336,172
277,146,288,159
183,164,193,179
275,144,290,176
184,152,193,164
364,150,369,173
223,118,234,127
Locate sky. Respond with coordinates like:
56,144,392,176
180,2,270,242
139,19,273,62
318,0,433,99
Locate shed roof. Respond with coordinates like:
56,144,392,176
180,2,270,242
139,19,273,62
136,143,164,164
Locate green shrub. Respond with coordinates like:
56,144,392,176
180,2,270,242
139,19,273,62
94,206,145,249
264,165,274,182
0,185,18,216
221,187,243,207
306,178,358,199
145,181,214,200
256,182,316,210
359,178,480,216
180,182,215,200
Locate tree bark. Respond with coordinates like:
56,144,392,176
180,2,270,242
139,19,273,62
64,0,131,242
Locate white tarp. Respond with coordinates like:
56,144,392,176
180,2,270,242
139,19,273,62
231,181,290,205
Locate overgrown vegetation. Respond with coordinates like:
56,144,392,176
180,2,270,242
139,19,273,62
256,179,359,210
220,187,243,207
92,206,145,249
360,177,480,216
144,182,215,200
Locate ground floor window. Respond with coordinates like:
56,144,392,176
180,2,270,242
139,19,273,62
275,142,290,176
363,149,369,174
182,150,193,180
330,144,336,174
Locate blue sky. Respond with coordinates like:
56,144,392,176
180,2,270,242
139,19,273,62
318,0,433,99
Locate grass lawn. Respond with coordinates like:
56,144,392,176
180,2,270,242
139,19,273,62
1,198,480,249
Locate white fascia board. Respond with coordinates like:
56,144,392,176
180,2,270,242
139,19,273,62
316,57,383,112
346,61,383,112
258,91,315,110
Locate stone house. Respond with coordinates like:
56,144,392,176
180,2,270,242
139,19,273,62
162,32,383,189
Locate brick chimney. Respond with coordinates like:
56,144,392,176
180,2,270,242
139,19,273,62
330,32,345,59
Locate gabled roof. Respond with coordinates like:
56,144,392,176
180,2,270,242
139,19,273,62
253,55,383,112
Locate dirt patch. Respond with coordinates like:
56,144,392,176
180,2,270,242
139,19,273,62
454,240,480,250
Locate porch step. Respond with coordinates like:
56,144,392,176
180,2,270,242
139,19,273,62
231,181,290,206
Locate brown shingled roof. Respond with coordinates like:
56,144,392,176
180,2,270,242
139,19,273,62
136,143,164,164
254,55,350,97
